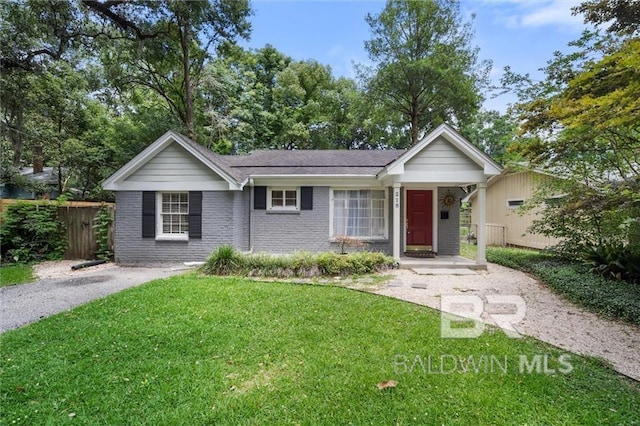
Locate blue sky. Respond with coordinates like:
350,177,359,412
240,0,589,113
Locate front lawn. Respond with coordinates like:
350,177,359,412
1,274,638,424
461,243,640,325
0,264,35,287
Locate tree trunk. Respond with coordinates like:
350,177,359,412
178,17,195,140
9,107,24,167
410,96,419,145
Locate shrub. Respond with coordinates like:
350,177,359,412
201,247,394,278
93,205,113,261
333,235,367,254
201,245,243,275
582,243,640,284
0,202,66,264
316,252,352,276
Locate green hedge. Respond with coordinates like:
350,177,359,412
201,245,395,278
0,202,66,264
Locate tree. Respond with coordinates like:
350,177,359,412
574,0,640,35
460,110,518,165
504,6,640,254
83,0,252,140
360,0,490,146
0,0,89,167
201,46,394,152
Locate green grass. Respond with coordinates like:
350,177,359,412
0,264,35,287
1,273,639,425
461,243,640,325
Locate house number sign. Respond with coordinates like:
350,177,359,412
394,188,400,208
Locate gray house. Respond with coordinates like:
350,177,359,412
103,124,501,266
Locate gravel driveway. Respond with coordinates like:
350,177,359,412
0,261,187,332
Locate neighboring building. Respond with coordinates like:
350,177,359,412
464,168,562,249
0,166,60,200
102,124,501,266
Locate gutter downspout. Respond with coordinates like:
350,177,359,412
248,178,254,253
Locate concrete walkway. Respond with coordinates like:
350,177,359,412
375,264,640,382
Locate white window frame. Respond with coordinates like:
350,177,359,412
329,188,388,240
506,198,525,209
156,191,189,241
268,187,300,211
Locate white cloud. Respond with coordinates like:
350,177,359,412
519,0,583,28
473,0,584,30
327,44,371,79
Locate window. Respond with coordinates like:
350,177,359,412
268,188,299,211
332,189,387,239
507,199,524,209
157,192,189,238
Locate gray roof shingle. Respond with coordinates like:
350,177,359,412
225,149,405,180
171,132,405,182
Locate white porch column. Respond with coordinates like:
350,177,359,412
393,183,401,260
476,181,487,267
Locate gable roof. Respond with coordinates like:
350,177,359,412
380,123,502,178
102,131,243,191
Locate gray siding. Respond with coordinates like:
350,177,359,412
251,186,393,255
126,142,223,183
437,187,464,255
405,137,482,173
114,191,237,264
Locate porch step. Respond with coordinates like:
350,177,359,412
397,256,485,271
412,268,477,275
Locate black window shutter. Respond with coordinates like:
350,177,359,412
254,186,267,210
301,186,313,210
189,191,202,239
142,191,156,238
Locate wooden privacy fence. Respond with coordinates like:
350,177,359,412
0,199,115,260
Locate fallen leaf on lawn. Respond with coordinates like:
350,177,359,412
377,380,398,390
68,413,76,418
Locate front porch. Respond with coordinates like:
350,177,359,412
375,125,500,270
397,255,484,270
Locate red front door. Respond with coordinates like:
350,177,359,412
406,190,433,247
